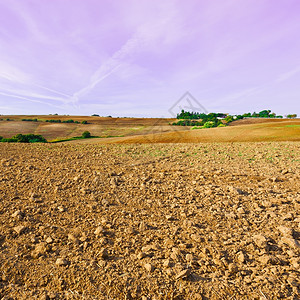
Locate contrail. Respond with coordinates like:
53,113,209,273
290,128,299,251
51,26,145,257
33,83,72,98
0,91,61,108
70,64,122,103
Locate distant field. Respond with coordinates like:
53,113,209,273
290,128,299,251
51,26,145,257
0,115,299,143
73,119,300,144
0,115,180,141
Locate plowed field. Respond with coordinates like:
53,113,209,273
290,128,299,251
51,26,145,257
0,142,299,299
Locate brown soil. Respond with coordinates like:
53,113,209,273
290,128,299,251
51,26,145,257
0,142,299,299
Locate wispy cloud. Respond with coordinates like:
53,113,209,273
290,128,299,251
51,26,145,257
0,91,61,108
276,66,300,83
0,62,72,105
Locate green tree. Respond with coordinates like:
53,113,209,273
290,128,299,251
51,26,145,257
82,131,91,138
225,115,234,123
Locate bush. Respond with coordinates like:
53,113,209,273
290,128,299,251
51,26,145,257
82,131,91,138
81,120,88,124
1,138,18,142
46,119,61,123
203,121,215,128
21,118,38,122
217,123,226,127
0,136,3,141
12,134,47,143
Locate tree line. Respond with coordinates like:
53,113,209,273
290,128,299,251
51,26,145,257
173,110,297,127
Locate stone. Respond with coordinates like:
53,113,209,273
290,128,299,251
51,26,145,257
137,252,147,260
13,225,26,235
175,268,191,279
278,226,293,237
237,207,245,214
281,237,300,249
31,242,49,258
57,206,65,212
190,234,203,243
94,226,104,236
186,254,194,263
11,210,23,218
258,255,271,265
290,258,300,269
144,263,154,273
45,237,53,244
253,234,268,248
68,234,79,243
163,259,171,268
55,258,69,266
237,251,245,264
228,263,238,274
99,248,109,259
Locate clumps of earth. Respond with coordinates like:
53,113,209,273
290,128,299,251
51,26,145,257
0,142,299,299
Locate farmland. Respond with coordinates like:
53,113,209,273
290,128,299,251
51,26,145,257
0,141,299,299
0,116,299,299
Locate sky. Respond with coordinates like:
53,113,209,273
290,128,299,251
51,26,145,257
0,0,299,117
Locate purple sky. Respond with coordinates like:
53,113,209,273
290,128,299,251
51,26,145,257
0,0,299,117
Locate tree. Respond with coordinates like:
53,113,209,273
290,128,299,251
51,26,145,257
225,115,234,123
287,114,297,119
82,131,91,138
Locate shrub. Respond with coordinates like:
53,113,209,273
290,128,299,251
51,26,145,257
218,123,226,127
0,136,3,141
82,131,91,138
81,120,88,124
46,119,61,123
287,114,297,119
1,138,18,142
21,118,38,122
203,121,215,128
12,134,47,143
